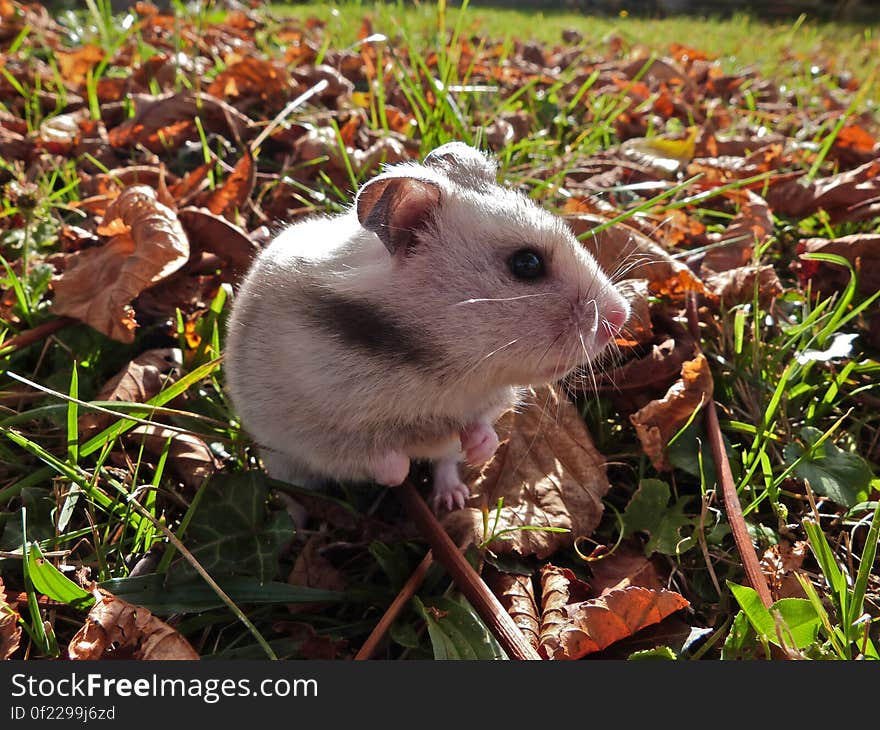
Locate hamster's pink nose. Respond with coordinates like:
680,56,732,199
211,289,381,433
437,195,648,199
597,305,628,345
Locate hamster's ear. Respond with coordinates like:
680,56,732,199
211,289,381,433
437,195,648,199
356,175,441,255
424,142,497,190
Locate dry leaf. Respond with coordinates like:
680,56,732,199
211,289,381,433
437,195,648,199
630,353,714,470
442,385,610,559
287,536,347,614
0,577,21,661
201,150,255,218
587,546,664,596
177,207,257,282
766,159,880,221
80,348,182,433
485,569,541,650
206,56,291,101
68,587,198,660
52,185,190,342
761,540,809,601
797,233,880,296
539,576,689,659
703,264,783,307
271,621,346,659
56,44,104,87
701,190,774,273
126,425,218,490
568,213,704,297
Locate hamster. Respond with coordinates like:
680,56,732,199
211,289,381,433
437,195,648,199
224,142,630,513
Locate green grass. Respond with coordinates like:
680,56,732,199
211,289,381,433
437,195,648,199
0,0,878,660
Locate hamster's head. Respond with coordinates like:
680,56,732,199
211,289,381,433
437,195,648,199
355,143,630,388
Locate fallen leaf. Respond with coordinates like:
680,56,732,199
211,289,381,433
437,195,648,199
126,425,218,490
766,158,880,221
201,150,255,218
177,207,258,281
630,353,714,470
620,126,698,176
107,91,255,153
52,185,190,342
287,536,347,614
206,56,291,101
568,213,704,297
270,621,346,659
614,278,654,345
538,564,688,659
761,541,809,601
485,569,541,650
587,546,664,595
701,190,774,273
797,233,880,296
443,386,611,559
56,44,104,87
79,348,182,433
703,264,783,307
68,587,198,659
0,577,21,660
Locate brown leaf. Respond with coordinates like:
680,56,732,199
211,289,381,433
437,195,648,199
703,264,783,307
107,91,255,153
0,577,21,661
568,213,704,297
766,158,880,221
126,425,218,490
80,348,182,433
797,233,880,296
287,536,347,614
539,582,689,660
201,150,255,218
485,569,541,650
761,540,809,601
56,44,104,87
588,546,664,596
701,190,774,274
271,621,346,659
68,587,198,660
630,352,714,470
614,279,654,346
206,56,291,101
442,385,611,559
52,185,190,342
177,207,257,282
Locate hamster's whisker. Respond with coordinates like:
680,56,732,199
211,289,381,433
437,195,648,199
453,292,561,305
477,338,520,365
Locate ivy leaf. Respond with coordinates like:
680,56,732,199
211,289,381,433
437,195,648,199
415,595,505,660
783,427,872,508
622,479,697,556
171,471,294,583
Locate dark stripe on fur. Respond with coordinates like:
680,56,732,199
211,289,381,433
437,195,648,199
301,283,437,366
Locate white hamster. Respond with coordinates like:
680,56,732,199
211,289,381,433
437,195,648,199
224,142,629,512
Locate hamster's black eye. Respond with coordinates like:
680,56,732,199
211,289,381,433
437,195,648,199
508,249,545,281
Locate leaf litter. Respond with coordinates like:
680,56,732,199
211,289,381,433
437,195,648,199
0,0,878,660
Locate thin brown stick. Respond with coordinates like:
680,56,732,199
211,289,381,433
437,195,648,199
0,317,73,357
395,480,542,660
355,550,434,660
686,294,773,608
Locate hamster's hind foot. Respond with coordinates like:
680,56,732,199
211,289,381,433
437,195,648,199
460,419,500,465
369,449,411,486
429,456,471,513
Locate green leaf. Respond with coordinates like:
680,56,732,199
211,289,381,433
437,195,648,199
728,582,775,640
783,427,872,508
100,574,357,615
25,542,94,611
415,595,506,660
771,598,821,649
720,610,762,660
627,646,678,660
622,479,697,555
170,471,295,584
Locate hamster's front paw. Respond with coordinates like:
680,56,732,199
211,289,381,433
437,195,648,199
429,456,471,513
460,420,500,465
369,449,411,486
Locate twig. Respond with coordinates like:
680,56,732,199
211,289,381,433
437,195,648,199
686,293,773,608
0,317,73,357
395,481,542,660
355,550,434,660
